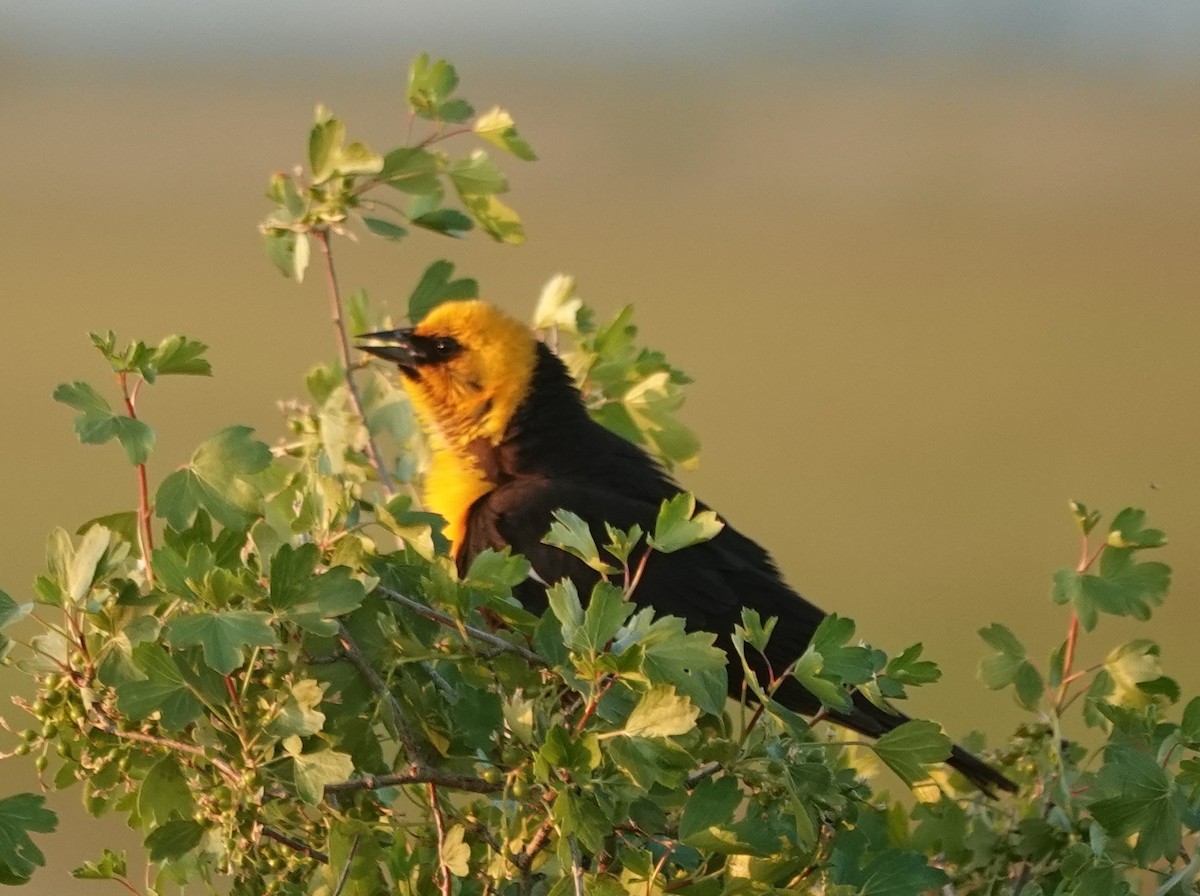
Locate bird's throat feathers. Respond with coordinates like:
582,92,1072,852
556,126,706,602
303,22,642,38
397,301,539,554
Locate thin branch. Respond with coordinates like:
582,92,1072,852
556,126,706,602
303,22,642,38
515,814,557,875
376,586,545,667
685,762,722,789
312,228,396,495
324,765,503,796
90,717,239,783
336,623,425,762
1055,612,1081,709
261,825,330,865
429,784,453,896
109,875,143,896
568,834,585,896
117,372,156,587
330,835,359,896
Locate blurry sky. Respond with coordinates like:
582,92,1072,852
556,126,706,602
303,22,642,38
4,1,1200,69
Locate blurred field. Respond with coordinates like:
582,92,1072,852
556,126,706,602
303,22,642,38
3,49,1199,891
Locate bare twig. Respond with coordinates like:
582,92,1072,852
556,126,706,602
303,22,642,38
336,623,425,762
515,814,557,875
330,835,359,896
90,717,239,784
313,228,395,495
684,762,722,789
324,765,503,796
429,783,453,896
117,371,156,587
375,586,545,667
261,826,330,865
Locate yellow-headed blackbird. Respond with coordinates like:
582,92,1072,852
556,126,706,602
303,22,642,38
360,300,1016,795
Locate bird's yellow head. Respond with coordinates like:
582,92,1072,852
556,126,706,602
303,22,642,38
359,300,538,451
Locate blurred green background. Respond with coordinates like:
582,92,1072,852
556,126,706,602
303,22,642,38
3,3,1199,890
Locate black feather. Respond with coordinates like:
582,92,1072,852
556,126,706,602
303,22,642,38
457,343,1016,796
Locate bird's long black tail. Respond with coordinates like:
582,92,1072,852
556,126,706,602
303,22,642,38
827,693,1018,797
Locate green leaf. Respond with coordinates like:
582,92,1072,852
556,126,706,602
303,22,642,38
460,192,524,244
648,493,723,553
448,150,508,196
136,756,195,827
156,426,271,531
440,825,470,878
379,147,441,194
850,849,948,896
269,546,367,637
362,216,407,241
291,749,355,805
544,508,615,574
872,720,952,787
1090,742,1180,863
336,140,383,176
144,818,204,862
150,335,212,377
54,381,156,465
166,610,277,675
737,607,777,653
407,55,473,122
630,612,728,715
886,643,940,686
1107,507,1166,549
1180,696,1200,744
0,590,31,629
792,614,882,712
1070,499,1102,536
552,790,609,855
474,106,537,161
575,582,632,655
978,623,1044,709
266,679,328,738
407,260,478,323
622,685,699,738
678,777,779,856
1105,639,1177,708
116,643,203,730
309,115,345,184
1083,547,1171,625
71,849,127,881
536,726,601,779
263,229,302,281
410,207,474,238
0,794,57,883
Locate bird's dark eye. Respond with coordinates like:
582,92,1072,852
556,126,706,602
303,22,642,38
433,337,455,354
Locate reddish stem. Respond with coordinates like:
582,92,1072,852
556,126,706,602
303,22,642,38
1055,612,1080,708
118,372,156,587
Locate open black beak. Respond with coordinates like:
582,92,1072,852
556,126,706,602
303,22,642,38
357,328,419,371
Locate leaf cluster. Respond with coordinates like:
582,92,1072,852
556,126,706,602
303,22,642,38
260,54,533,283
4,56,1200,896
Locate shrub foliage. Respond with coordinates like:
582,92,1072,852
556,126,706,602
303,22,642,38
0,56,1195,896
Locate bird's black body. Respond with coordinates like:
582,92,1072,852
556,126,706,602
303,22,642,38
359,302,1016,796
455,344,1015,796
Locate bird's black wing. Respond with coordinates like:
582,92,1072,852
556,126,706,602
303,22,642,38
462,475,1017,795
462,476,826,698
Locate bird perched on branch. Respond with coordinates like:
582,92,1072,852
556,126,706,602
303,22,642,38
359,299,1016,796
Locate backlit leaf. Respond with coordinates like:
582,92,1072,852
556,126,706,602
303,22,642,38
648,493,723,553
872,721,952,787
474,106,537,160
622,685,699,738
